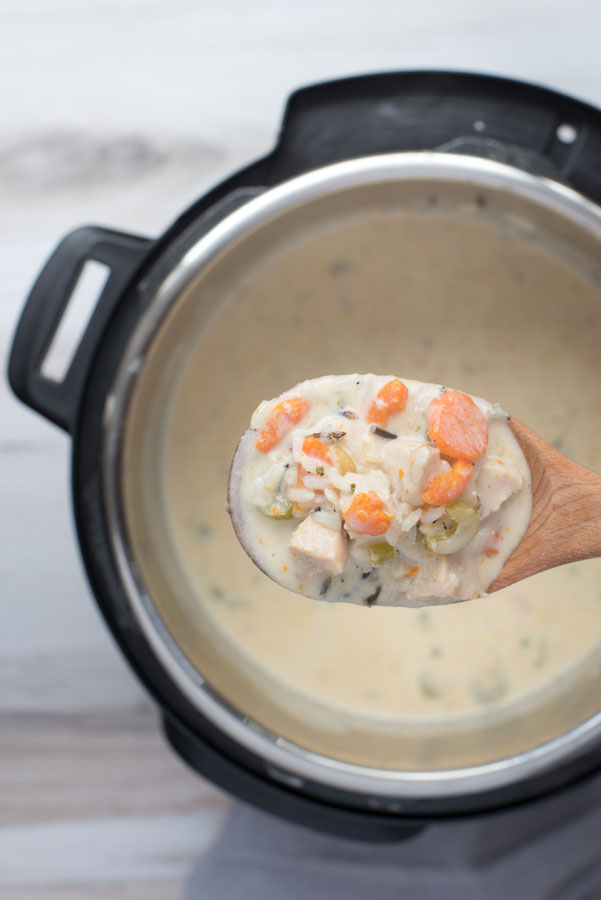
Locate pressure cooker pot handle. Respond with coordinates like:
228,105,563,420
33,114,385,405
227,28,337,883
8,226,152,433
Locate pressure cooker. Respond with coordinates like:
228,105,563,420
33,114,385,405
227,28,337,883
9,72,601,840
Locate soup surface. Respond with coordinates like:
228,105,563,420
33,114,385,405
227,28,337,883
164,207,601,721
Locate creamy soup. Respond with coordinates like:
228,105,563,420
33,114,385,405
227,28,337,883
163,208,601,721
229,375,531,606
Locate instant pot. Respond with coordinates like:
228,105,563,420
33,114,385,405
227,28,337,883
9,72,601,840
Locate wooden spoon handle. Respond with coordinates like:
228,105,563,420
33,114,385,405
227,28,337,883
490,419,601,592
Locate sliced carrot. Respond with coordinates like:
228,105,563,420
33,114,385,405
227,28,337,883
367,379,408,426
422,459,474,506
302,435,333,465
344,491,393,536
427,390,488,461
256,396,310,452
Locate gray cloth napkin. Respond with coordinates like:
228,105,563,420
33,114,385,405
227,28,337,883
186,771,601,900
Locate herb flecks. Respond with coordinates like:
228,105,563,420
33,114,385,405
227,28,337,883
320,576,332,596
316,465,325,477
364,585,382,607
417,609,431,628
418,672,442,699
350,483,356,493
329,259,352,277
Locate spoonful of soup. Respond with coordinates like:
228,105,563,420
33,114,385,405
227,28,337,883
227,374,601,607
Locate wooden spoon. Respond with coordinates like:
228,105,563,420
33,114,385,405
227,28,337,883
489,419,601,592
228,407,601,604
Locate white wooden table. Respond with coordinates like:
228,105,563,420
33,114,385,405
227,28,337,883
2,2,601,896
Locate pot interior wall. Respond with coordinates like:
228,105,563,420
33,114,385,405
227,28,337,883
120,173,601,773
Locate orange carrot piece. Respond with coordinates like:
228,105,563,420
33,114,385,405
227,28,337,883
302,435,333,465
344,491,393,536
484,547,499,558
422,459,474,506
403,565,420,578
367,379,408,426
256,396,310,452
427,391,488,461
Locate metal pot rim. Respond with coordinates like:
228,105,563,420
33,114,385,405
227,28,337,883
102,151,601,799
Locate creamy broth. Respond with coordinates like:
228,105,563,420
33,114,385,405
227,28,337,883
164,209,601,721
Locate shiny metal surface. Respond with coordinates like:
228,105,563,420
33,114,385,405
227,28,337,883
102,152,601,799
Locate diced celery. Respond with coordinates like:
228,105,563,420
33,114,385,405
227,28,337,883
423,501,479,555
369,542,396,566
334,445,357,474
261,496,294,520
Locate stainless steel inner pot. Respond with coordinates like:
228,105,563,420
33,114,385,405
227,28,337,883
103,153,601,800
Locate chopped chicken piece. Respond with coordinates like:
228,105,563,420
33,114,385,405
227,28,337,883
476,458,523,519
290,513,349,574
382,441,449,506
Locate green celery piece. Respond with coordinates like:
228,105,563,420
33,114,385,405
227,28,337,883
369,542,396,566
